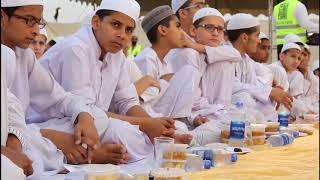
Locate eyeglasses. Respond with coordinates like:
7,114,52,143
184,2,209,10
12,14,46,29
196,24,224,34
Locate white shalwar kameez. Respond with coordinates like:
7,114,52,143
1,47,64,178
40,26,153,162
268,61,317,117
231,53,277,122
134,47,199,118
167,45,242,107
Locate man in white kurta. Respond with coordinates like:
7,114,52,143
226,13,293,122
1,44,65,178
40,0,160,162
1,0,122,165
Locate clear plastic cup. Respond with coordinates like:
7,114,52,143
163,144,188,161
154,137,174,168
84,164,120,180
212,149,232,167
151,168,185,180
185,154,203,172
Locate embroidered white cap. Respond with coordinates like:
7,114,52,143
171,0,188,14
281,42,301,53
259,32,269,40
96,0,140,22
193,7,224,23
283,34,303,45
227,13,260,30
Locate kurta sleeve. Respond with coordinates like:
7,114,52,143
7,89,28,149
135,57,159,79
205,45,242,64
29,53,92,125
288,71,305,97
294,3,319,33
110,60,140,115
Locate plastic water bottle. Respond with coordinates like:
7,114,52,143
278,105,290,127
229,102,247,147
267,133,294,147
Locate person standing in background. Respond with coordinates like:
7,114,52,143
273,0,319,58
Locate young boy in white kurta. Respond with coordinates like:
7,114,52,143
1,0,130,165
270,43,318,118
226,13,293,122
1,44,64,178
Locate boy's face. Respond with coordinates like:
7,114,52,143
280,49,302,72
249,38,270,63
298,46,310,69
92,12,135,54
1,5,43,49
29,34,46,59
192,16,224,47
243,27,261,54
164,16,184,48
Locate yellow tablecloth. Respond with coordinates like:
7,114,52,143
188,129,319,180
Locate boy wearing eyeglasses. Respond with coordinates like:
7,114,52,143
1,0,107,165
165,8,242,145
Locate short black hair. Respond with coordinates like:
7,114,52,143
175,0,190,19
227,26,259,43
146,15,176,44
193,18,203,27
1,7,19,18
95,9,116,20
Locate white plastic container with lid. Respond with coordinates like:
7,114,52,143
84,164,120,180
151,168,186,180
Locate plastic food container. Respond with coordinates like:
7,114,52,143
264,122,280,132
163,144,188,161
162,160,186,169
151,168,185,180
85,164,120,180
133,171,150,180
252,135,266,145
251,124,266,137
212,149,234,167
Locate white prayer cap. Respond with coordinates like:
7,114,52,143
283,34,303,45
259,32,269,40
227,13,260,30
39,28,47,38
1,0,44,7
96,0,140,22
141,5,174,34
171,0,188,14
193,7,224,23
311,59,319,71
281,42,301,53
